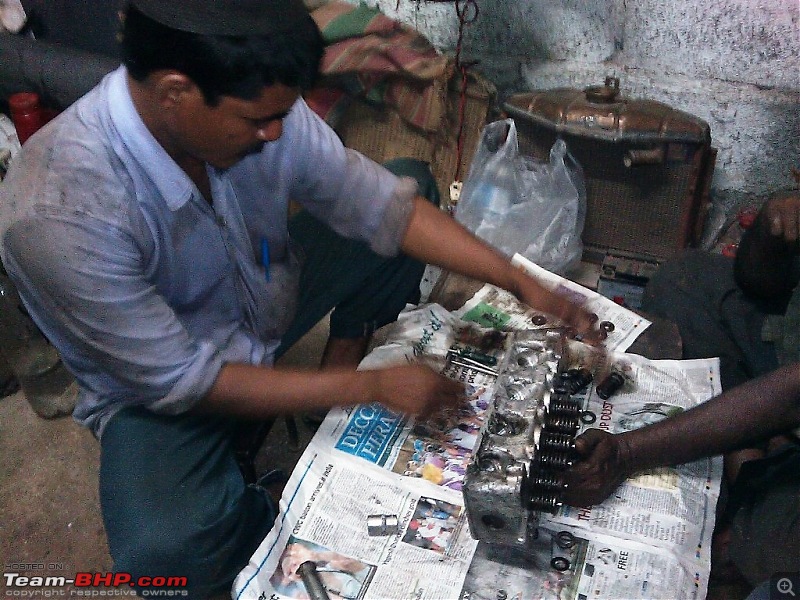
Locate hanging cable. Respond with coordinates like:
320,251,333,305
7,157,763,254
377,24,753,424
452,0,478,184
394,0,480,210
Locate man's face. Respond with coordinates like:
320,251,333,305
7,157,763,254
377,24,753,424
168,82,300,170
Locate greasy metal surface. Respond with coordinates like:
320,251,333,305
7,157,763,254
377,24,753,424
503,80,711,144
462,329,574,548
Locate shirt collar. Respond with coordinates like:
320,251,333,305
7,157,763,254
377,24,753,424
106,66,196,211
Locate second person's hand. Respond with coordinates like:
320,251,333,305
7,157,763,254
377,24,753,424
561,429,633,507
763,191,800,243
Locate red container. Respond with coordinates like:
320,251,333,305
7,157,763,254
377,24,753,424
9,92,44,144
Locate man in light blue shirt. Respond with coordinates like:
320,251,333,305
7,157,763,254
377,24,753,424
0,0,600,596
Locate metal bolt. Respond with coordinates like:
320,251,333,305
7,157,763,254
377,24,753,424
297,561,331,600
367,514,399,536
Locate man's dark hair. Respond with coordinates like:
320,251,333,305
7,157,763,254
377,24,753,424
120,4,324,106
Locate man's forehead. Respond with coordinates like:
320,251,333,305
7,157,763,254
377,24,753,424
130,0,308,36
222,86,300,118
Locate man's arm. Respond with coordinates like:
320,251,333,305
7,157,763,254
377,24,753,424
201,194,607,417
199,361,465,418
200,196,600,419
400,197,600,338
562,363,800,507
2,204,465,423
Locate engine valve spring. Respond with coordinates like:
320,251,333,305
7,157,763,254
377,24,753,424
554,378,580,395
537,449,574,470
596,371,626,400
527,470,564,491
540,432,577,452
562,367,593,394
549,397,582,415
527,492,561,513
553,380,573,395
544,413,580,434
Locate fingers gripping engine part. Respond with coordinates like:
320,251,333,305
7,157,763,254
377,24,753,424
463,329,585,548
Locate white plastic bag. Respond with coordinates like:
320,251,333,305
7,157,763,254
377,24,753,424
455,119,587,275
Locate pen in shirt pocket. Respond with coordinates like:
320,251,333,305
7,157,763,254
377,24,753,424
261,237,270,282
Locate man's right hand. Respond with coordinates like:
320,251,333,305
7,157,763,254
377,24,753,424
365,364,466,417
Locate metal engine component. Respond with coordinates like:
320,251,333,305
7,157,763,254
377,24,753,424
596,370,626,400
367,514,399,537
297,561,332,600
463,329,590,548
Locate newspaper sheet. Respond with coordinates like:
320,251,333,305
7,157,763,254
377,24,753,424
453,255,651,353
234,264,722,600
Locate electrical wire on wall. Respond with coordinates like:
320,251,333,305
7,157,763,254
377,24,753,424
451,0,478,185
395,0,479,210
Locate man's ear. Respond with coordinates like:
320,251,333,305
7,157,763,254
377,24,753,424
153,72,198,109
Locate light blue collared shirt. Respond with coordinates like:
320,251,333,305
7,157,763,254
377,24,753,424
0,67,415,437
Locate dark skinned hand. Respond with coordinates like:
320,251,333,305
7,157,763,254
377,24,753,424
562,429,633,507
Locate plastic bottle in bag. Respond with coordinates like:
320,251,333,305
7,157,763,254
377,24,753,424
473,170,515,241
467,122,517,240
0,273,77,418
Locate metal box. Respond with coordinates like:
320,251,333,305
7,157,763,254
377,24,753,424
503,77,716,264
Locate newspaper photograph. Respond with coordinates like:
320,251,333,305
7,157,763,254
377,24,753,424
234,431,479,599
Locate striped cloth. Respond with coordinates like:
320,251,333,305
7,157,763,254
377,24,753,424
305,1,453,133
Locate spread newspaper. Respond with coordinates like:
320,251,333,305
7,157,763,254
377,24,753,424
234,256,723,600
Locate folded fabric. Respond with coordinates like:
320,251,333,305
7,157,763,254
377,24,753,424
307,1,452,132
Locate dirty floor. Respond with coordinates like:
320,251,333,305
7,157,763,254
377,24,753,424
0,318,326,596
